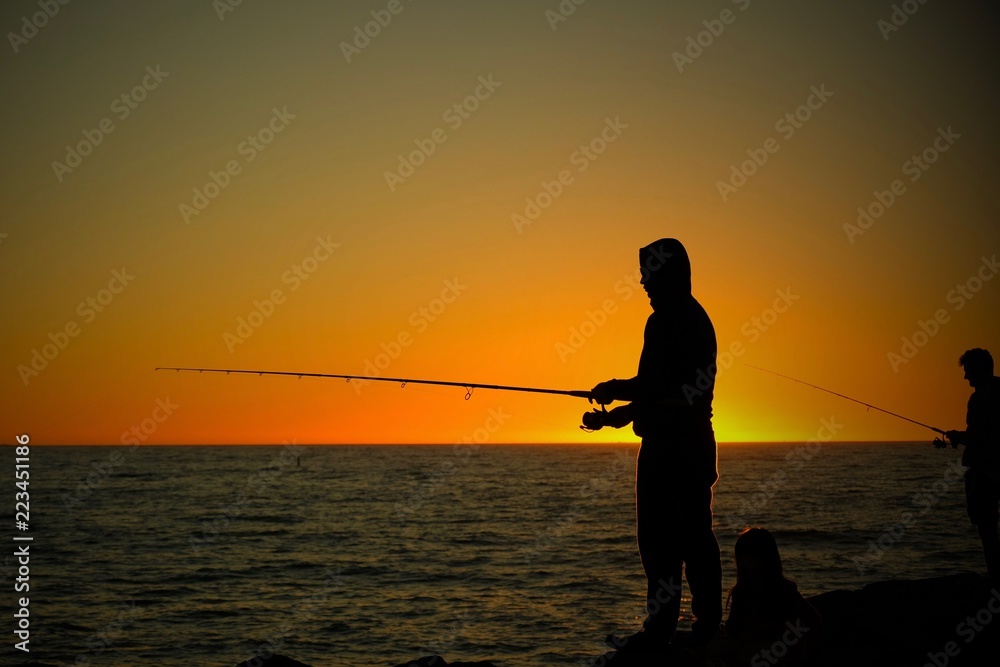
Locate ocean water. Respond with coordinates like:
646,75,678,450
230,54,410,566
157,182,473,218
5,443,984,667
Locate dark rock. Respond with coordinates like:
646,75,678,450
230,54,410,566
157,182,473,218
391,657,501,667
807,572,999,667
234,575,999,667
233,655,315,667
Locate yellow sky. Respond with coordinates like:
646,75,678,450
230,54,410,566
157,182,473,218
2,0,998,444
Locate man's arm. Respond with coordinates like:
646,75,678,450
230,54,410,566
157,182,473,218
582,402,638,430
590,378,690,406
590,312,696,406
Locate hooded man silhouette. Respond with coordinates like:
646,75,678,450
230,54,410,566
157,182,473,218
946,348,1000,584
589,238,722,653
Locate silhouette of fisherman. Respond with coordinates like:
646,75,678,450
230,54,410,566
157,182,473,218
946,348,1000,584
584,238,722,653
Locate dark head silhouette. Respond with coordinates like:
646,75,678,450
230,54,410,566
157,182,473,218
733,527,787,587
959,348,994,388
725,527,823,662
639,238,691,309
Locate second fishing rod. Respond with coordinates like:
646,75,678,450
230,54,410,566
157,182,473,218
746,364,956,448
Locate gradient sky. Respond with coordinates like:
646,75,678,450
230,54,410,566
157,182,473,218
2,0,998,444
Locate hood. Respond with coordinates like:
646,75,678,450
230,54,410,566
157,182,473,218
640,237,692,296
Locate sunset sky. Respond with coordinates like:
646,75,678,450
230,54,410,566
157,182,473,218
2,0,998,444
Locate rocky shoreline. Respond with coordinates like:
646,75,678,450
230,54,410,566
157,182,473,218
221,573,999,667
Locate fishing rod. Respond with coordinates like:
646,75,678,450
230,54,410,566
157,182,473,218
745,364,955,447
155,366,594,401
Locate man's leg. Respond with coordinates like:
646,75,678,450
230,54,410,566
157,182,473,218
680,480,723,642
976,523,1000,583
967,469,1000,583
636,443,683,640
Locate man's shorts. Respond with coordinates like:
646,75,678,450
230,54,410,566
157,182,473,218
965,468,1000,526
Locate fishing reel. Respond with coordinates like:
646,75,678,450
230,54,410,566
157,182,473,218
933,435,957,449
580,404,609,432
